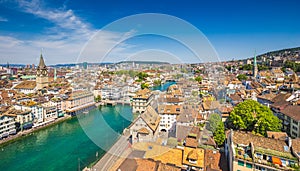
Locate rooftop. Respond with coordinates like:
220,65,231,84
182,147,205,168
14,81,36,89
280,105,300,121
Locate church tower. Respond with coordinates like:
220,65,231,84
253,51,258,79
36,53,49,89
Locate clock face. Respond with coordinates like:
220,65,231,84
36,70,41,76
42,70,47,75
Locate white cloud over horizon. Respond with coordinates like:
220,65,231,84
0,0,135,65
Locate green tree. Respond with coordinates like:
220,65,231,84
208,113,222,133
137,72,149,80
241,64,253,71
237,74,247,81
94,95,101,102
214,121,225,146
195,76,202,83
208,113,225,146
141,83,149,89
153,79,162,86
227,100,282,136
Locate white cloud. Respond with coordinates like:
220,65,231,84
0,0,134,64
17,0,94,39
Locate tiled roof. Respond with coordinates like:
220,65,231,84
141,105,160,132
158,104,182,115
271,93,291,103
136,159,157,171
185,137,198,148
266,131,288,140
14,81,36,89
152,148,183,167
133,88,152,99
176,125,192,141
232,131,292,154
203,101,220,110
204,149,221,171
280,105,300,121
157,163,181,171
292,138,300,155
229,94,242,102
182,147,204,168
257,93,276,101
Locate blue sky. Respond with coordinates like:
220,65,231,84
0,0,300,64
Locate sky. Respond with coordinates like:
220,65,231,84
0,0,300,64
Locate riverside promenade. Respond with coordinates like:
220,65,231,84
86,130,131,171
0,115,72,146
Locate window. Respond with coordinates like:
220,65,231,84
292,125,298,130
238,160,244,166
263,154,267,160
246,163,252,168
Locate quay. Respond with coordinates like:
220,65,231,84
84,130,131,171
0,115,72,146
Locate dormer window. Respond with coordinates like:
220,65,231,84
188,159,197,164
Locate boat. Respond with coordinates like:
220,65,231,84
83,111,89,114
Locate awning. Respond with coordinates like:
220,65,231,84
272,156,282,166
9,129,16,135
23,123,33,129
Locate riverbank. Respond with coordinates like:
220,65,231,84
0,115,72,147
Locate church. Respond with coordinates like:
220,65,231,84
36,53,49,90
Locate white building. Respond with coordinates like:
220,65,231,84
42,102,58,121
0,114,16,139
15,102,44,124
158,104,182,133
132,88,153,113
128,106,160,144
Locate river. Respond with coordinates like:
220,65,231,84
0,105,132,171
0,81,176,171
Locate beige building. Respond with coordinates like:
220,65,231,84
64,90,95,115
132,88,153,113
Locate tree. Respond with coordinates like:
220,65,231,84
137,72,148,80
227,100,282,136
195,76,202,83
208,113,221,133
94,95,101,102
208,113,225,146
141,83,149,89
237,74,247,81
153,79,162,86
214,121,226,146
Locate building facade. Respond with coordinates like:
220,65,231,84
132,88,153,113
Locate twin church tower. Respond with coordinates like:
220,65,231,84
36,53,49,90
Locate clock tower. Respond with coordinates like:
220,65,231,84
36,53,49,90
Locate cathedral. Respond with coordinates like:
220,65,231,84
36,53,49,90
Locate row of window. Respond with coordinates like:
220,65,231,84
237,160,252,168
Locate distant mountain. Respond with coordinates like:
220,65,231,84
116,60,170,65
259,47,300,57
241,46,300,62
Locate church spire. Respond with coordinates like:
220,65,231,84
253,50,258,79
38,53,46,69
